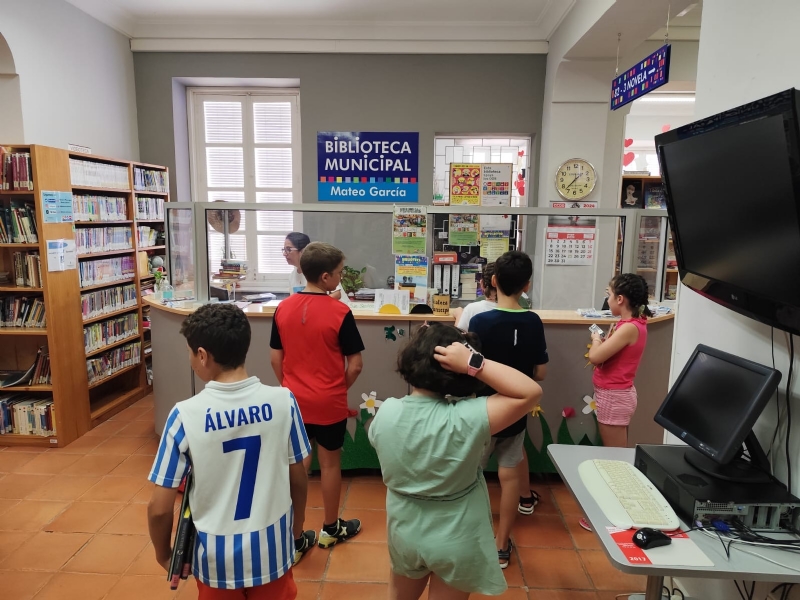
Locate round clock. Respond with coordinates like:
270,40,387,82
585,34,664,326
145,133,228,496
555,158,597,200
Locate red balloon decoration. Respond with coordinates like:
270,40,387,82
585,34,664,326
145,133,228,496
624,138,634,148
623,152,636,167
661,124,671,133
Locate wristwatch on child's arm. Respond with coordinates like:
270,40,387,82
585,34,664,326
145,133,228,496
463,344,485,377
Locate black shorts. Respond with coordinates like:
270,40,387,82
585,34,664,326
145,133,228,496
304,419,347,451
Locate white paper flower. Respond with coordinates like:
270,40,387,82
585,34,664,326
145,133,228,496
582,394,597,414
360,391,383,416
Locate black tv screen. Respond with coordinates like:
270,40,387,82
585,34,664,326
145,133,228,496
656,89,800,334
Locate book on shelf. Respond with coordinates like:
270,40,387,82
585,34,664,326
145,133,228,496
84,313,139,354
137,225,162,247
0,394,56,436
75,226,133,255
69,158,130,190
81,283,137,320
133,168,168,194
0,148,33,191
79,256,135,288
0,296,45,328
136,197,165,220
12,252,42,288
86,341,141,384
73,195,128,222
0,202,39,244
0,345,48,387
140,278,155,297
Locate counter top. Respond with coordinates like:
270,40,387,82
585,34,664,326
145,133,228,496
143,296,674,325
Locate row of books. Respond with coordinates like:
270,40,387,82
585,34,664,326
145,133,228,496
0,396,55,436
137,226,163,247
76,227,133,255
79,256,135,288
84,313,139,354
140,278,155,297
0,203,39,244
13,252,42,288
87,341,141,385
134,168,168,193
0,149,33,191
30,349,51,386
136,197,165,220
0,296,45,329
70,158,130,190
81,283,137,321
0,346,50,388
73,195,128,222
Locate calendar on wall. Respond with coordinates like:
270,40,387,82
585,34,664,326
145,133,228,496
545,227,596,266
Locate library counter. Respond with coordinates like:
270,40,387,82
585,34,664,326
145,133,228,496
145,298,674,472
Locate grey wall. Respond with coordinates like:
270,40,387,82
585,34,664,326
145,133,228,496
133,52,547,205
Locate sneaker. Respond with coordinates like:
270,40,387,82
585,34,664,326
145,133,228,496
518,489,541,515
293,530,317,565
318,518,361,548
579,517,593,532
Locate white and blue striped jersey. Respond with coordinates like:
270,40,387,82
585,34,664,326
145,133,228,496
149,377,311,589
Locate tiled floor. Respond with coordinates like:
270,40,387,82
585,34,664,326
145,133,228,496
0,395,646,599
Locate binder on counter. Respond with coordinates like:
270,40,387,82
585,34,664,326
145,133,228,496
442,265,451,295
433,265,443,293
450,265,461,298
168,468,194,589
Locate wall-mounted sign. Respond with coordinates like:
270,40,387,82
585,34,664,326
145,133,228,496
611,44,671,111
317,132,419,202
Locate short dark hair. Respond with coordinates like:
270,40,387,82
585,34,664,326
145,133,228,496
180,304,251,369
494,251,532,296
397,323,482,398
300,242,344,283
286,232,311,252
610,273,653,318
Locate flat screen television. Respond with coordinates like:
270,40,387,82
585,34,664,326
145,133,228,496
655,89,800,335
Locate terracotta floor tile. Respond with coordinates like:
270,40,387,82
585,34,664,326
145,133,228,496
32,572,120,600
105,574,182,600
0,499,68,531
296,580,322,600
0,531,31,562
306,480,347,509
58,435,106,454
176,579,200,600
549,485,584,517
3,445,49,453
64,533,149,574
79,476,147,503
0,473,53,499
109,454,156,477
529,590,599,600
325,542,390,583
117,420,159,437
12,452,82,475
134,438,160,455
580,550,646,592
501,557,526,588
528,488,560,516
126,543,168,576
0,451,40,473
131,481,156,504
62,454,127,477
110,406,153,422
512,515,574,549
136,395,155,408
102,503,149,535
517,548,592,590
135,408,155,422
474,588,531,600
340,509,386,543
0,531,91,571
45,501,125,533
320,582,387,600
0,570,54,600
564,518,604,551
90,436,149,455
344,483,387,510
292,542,330,581
84,419,129,438
25,475,102,502
0,496,19,516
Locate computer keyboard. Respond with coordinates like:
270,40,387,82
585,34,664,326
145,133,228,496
578,459,680,531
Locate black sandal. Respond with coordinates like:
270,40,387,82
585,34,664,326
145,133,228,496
518,489,541,515
498,540,513,569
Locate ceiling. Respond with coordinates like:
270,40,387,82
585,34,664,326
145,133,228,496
64,0,577,52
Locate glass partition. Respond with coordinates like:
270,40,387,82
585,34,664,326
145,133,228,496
166,206,196,298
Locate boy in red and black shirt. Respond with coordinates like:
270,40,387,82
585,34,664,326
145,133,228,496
270,242,365,549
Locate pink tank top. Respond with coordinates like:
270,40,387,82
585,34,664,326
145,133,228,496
592,317,648,390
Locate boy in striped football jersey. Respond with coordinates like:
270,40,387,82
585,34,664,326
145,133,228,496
148,304,315,600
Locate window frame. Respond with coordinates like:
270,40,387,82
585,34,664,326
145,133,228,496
187,87,303,288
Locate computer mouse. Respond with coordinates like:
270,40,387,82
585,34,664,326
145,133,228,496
632,527,672,550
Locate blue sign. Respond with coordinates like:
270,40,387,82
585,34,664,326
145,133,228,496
611,44,671,110
317,131,419,202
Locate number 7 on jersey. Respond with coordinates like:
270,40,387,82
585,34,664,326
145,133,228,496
222,435,261,521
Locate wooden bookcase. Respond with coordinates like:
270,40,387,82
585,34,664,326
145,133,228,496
0,145,170,447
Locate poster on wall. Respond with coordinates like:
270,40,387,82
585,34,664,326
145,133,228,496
317,132,419,202
448,214,479,246
545,227,596,266
610,44,671,110
394,255,428,302
479,214,512,261
480,164,512,206
450,164,481,205
392,206,427,255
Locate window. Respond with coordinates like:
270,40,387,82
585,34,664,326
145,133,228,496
189,89,302,286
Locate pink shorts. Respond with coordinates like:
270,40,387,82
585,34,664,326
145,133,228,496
594,385,638,426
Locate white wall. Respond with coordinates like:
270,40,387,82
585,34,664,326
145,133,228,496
0,0,139,159
673,1,800,598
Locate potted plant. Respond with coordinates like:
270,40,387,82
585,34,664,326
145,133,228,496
340,265,366,298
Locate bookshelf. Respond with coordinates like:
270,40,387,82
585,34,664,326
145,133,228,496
0,144,170,447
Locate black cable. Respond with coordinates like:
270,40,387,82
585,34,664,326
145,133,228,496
783,583,796,600
735,580,746,600
787,334,794,494
749,580,756,600
770,327,782,460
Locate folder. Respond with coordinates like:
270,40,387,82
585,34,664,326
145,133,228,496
168,468,194,589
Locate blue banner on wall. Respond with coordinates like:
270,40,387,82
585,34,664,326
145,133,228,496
610,44,671,111
317,131,419,202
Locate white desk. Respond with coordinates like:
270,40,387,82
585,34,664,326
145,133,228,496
547,444,800,600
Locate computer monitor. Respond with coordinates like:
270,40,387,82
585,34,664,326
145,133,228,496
654,344,782,484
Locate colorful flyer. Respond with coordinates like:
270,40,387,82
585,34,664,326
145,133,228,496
479,214,512,260
450,164,481,205
394,255,428,302
392,205,427,255
449,214,479,246
480,164,512,206
480,238,510,261
42,191,60,224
